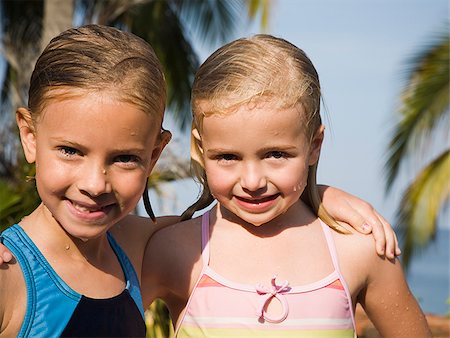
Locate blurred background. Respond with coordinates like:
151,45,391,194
0,0,448,337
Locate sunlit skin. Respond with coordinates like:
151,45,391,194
142,100,431,337
198,101,322,227
19,90,162,242
0,91,405,336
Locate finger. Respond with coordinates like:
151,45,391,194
334,202,372,234
365,214,387,256
1,251,13,263
394,231,401,256
377,212,401,258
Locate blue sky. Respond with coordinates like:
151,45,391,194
149,0,449,230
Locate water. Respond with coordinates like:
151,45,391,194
405,228,449,315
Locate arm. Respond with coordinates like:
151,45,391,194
359,256,431,337
317,185,400,259
0,255,27,336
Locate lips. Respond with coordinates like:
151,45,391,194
234,193,280,212
66,199,114,221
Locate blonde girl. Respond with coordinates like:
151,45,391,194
143,34,431,337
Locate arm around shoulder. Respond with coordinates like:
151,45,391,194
359,255,431,337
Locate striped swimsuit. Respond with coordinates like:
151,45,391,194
176,212,356,338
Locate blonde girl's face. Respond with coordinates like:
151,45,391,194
197,101,323,226
17,90,168,240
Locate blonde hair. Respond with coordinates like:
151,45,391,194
27,24,166,123
181,34,346,233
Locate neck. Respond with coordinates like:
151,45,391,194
19,203,111,264
213,200,316,237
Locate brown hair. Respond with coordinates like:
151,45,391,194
27,24,166,123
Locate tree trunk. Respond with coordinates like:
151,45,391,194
40,0,74,52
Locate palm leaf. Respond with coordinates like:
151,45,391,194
395,149,450,268
385,28,449,189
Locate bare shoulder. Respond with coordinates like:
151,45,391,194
145,216,203,279
109,214,180,277
141,216,203,309
0,255,27,335
332,228,379,274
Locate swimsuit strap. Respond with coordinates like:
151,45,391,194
201,211,211,267
107,232,144,317
320,221,342,274
320,221,357,330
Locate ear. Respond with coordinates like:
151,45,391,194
16,107,37,164
146,129,172,175
308,125,324,166
192,127,203,154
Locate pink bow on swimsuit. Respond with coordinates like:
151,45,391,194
255,276,290,323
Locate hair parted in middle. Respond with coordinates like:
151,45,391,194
181,34,346,233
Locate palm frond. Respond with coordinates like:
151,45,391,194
247,0,270,30
385,28,449,190
119,1,198,129
395,149,450,268
176,0,244,46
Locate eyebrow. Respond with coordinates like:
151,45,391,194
51,138,147,154
206,145,298,154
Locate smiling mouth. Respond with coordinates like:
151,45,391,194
235,194,280,205
71,201,112,214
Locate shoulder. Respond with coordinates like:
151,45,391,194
141,216,203,307
0,251,27,335
330,228,382,293
146,216,203,273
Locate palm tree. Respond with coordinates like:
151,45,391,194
385,26,449,268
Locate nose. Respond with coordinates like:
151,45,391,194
240,162,267,192
77,164,111,197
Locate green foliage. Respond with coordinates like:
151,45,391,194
0,162,40,231
146,300,173,338
385,26,449,267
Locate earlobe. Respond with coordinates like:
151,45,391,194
16,107,37,163
308,125,325,166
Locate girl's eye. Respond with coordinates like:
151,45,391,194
217,154,238,162
267,151,287,159
59,146,78,157
115,154,141,166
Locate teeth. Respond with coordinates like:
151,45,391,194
73,202,99,213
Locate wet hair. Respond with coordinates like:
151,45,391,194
181,34,346,233
25,24,166,222
27,24,166,123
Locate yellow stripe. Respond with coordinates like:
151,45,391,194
177,327,355,338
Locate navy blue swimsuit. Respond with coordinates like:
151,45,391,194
0,224,146,337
